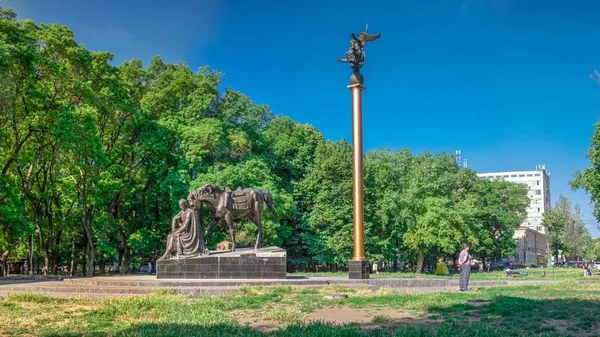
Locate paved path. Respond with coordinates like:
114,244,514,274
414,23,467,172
0,275,563,299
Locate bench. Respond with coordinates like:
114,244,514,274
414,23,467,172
505,269,528,277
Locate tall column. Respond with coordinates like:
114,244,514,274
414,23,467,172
336,25,381,280
347,83,369,279
350,84,365,261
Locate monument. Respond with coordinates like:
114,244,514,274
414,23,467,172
337,25,381,279
156,184,286,279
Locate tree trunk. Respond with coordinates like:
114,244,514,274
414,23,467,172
118,231,129,275
69,238,76,276
82,206,95,277
546,237,552,266
81,241,87,276
86,240,95,277
29,234,33,275
1,250,9,276
120,248,129,275
43,252,50,276
44,199,54,275
53,229,62,275
416,246,425,274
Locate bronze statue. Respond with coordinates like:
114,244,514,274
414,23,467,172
188,184,278,251
158,199,208,260
337,24,381,85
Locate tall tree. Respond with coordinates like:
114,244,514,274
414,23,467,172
401,152,469,273
543,196,592,261
468,178,529,264
300,140,353,265
572,70,600,225
363,148,412,265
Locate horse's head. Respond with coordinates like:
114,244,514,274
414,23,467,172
188,184,223,209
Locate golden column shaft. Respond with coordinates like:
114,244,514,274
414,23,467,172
349,83,366,261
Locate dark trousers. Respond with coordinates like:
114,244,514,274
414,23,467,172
459,264,471,290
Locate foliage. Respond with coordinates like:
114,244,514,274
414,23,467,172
468,179,529,261
0,7,533,274
542,196,592,260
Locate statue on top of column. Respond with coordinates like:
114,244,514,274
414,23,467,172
337,24,381,85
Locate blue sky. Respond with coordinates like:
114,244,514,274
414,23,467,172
4,0,600,236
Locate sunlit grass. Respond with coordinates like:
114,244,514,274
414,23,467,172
289,267,585,280
1,281,597,336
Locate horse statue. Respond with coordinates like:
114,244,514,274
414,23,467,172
188,184,278,251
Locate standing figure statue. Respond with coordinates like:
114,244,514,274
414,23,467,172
188,184,278,251
337,24,381,85
158,199,208,260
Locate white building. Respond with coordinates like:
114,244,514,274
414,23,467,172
476,166,551,234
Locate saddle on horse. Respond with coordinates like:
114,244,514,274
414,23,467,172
217,187,250,215
230,187,250,210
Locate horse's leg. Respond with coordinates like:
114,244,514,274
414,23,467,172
224,213,236,251
249,211,263,250
255,196,264,248
203,218,219,249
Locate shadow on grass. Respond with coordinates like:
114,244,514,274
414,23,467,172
428,296,599,336
42,322,570,337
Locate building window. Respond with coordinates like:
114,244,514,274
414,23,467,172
519,174,525,177
527,174,533,177
511,175,517,177
503,175,509,178
535,190,542,195
496,175,502,178
537,208,540,213
534,174,540,177
537,226,542,231
536,181,540,186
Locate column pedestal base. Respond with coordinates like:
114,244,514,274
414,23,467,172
348,260,370,279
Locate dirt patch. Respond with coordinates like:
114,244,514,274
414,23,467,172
545,319,569,334
234,306,441,332
305,307,439,330
234,310,279,334
544,319,600,337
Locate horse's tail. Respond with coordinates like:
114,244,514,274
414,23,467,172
259,189,278,220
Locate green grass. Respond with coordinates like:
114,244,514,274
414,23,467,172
371,314,393,323
1,280,598,336
289,267,585,280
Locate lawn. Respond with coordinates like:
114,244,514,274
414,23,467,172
2,280,599,336
289,267,588,280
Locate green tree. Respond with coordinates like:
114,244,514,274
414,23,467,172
468,178,528,265
300,140,353,265
401,152,469,273
263,117,325,267
363,148,412,266
543,196,592,261
572,72,600,227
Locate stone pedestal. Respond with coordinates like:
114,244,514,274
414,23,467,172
348,260,370,279
156,246,286,279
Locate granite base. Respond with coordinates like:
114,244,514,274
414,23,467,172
348,260,370,279
156,247,286,279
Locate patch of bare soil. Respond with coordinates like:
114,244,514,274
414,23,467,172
234,307,442,332
234,310,279,334
305,307,440,330
544,319,600,337
545,319,569,334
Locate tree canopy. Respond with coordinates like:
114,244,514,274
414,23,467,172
0,8,532,275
